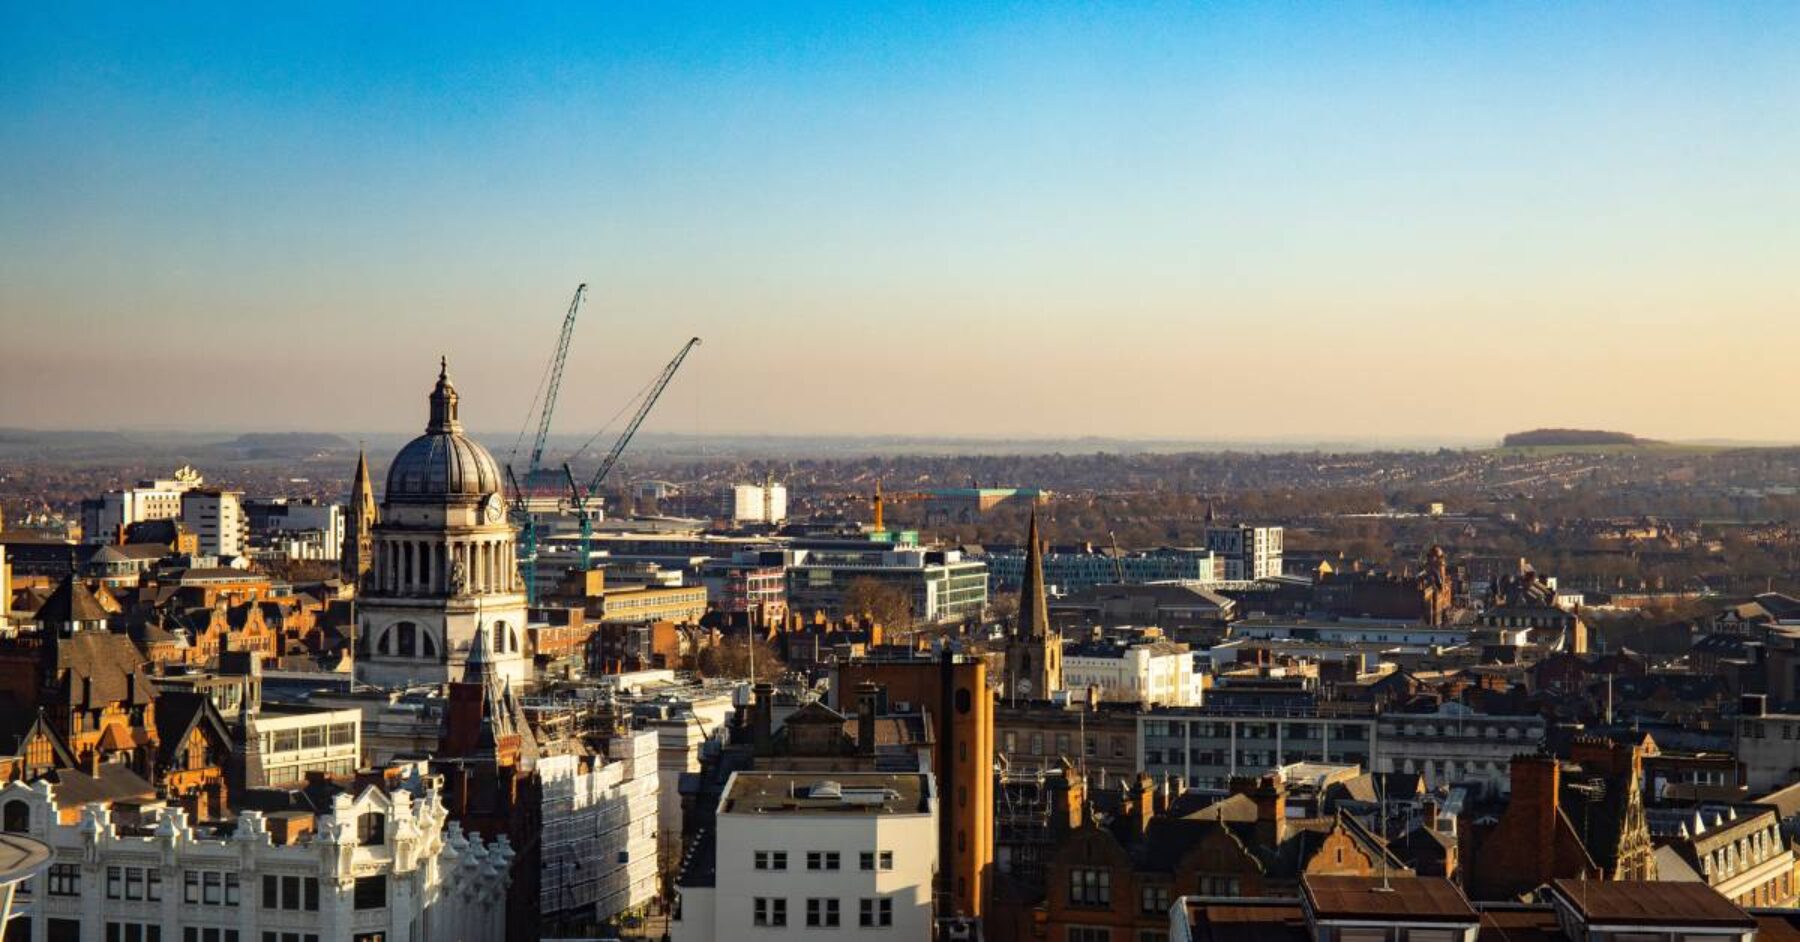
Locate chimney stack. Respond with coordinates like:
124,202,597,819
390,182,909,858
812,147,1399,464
856,681,880,757
753,683,775,755
1134,772,1156,837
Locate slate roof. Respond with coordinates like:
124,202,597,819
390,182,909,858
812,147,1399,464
47,631,154,708
35,576,112,626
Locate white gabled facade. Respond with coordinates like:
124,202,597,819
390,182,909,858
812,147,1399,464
0,778,509,942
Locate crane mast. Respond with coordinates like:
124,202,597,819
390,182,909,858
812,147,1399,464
505,464,539,606
566,336,703,567
528,283,587,477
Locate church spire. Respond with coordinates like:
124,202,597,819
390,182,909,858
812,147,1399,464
341,446,377,588
1017,506,1049,640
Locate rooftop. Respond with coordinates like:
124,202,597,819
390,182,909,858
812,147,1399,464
720,772,931,816
1549,879,1755,929
1303,876,1479,924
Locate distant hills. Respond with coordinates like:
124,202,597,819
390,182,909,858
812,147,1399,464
1501,428,1656,448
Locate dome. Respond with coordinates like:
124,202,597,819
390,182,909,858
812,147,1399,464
384,359,503,501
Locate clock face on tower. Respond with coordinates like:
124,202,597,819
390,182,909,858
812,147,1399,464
481,492,504,524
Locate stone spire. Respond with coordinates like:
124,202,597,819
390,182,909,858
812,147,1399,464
1017,506,1050,640
341,446,378,588
427,356,461,434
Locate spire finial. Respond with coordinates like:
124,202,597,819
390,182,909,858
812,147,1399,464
439,355,448,380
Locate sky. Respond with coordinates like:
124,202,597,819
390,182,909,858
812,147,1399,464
2,2,1797,444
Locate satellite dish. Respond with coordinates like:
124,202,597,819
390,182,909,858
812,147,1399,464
1017,679,1034,695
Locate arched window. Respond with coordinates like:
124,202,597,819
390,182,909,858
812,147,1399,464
509,625,520,653
420,631,437,657
493,622,506,653
397,622,417,658
377,630,392,656
3,800,29,833
357,811,386,845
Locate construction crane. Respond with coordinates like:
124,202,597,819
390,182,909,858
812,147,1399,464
1108,531,1126,584
868,479,931,534
526,283,587,478
505,464,540,606
507,283,588,607
563,336,703,566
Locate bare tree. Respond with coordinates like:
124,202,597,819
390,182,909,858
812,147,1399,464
694,635,784,682
842,577,914,631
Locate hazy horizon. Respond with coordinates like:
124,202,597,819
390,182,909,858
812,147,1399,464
4,4,1797,441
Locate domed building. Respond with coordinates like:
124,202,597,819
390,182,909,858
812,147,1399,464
356,360,529,691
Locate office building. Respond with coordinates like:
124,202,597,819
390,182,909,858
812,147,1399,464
1204,525,1284,581
181,489,248,559
79,467,204,545
720,483,787,524
672,771,937,942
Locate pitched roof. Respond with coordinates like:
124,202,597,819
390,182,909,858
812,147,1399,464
49,631,153,708
36,576,112,626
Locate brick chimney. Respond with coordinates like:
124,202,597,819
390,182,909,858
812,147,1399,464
1508,754,1562,878
1133,772,1157,838
1234,774,1287,848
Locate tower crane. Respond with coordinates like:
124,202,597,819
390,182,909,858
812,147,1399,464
526,283,587,480
505,463,539,605
563,336,702,568
507,283,589,607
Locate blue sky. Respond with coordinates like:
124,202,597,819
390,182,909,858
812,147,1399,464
3,3,1796,441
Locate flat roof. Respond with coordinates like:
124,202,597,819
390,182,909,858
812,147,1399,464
720,772,930,816
1549,879,1754,929
1304,876,1479,923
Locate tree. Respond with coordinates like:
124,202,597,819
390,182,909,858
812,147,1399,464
694,635,784,683
842,577,914,631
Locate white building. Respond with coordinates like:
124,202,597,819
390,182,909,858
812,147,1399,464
79,467,204,544
1204,525,1284,581
181,489,248,559
1377,703,1546,797
357,363,529,691
0,777,509,942
536,731,661,923
1062,639,1204,706
673,772,937,942
245,499,344,562
720,484,787,525
252,704,363,786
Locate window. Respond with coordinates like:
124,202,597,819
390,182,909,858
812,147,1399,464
1069,930,1111,942
104,925,163,942
358,812,386,845
1031,733,1044,755
354,875,387,910
49,920,82,942
859,897,894,927
259,936,319,942
754,897,787,927
328,723,356,746
860,851,875,871
1003,731,1017,752
1069,867,1111,907
879,851,893,870
126,867,145,899
754,850,788,871
806,897,840,927
184,931,242,942
262,875,318,911
1141,885,1171,914
3,800,29,832
47,862,80,896
806,851,840,871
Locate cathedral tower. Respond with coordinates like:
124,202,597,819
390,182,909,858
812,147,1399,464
355,360,529,690
1004,507,1061,699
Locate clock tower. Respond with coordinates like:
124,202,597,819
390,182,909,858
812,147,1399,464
356,360,530,690
1004,506,1061,700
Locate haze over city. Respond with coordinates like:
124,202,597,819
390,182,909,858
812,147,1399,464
3,3,1796,442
